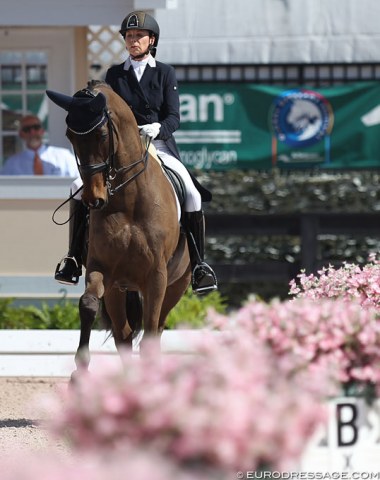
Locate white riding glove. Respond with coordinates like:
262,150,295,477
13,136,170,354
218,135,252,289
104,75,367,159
138,123,161,140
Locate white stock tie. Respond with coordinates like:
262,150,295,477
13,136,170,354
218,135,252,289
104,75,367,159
131,58,148,82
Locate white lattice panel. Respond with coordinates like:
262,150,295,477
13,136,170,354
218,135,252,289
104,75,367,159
87,26,127,80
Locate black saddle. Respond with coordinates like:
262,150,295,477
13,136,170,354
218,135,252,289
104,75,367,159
161,163,186,210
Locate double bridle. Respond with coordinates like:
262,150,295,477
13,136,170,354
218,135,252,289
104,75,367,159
68,92,150,196
52,89,151,226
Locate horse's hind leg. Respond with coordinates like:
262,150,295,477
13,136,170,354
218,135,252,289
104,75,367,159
137,269,168,353
74,292,100,376
103,289,132,349
159,271,191,332
143,266,169,335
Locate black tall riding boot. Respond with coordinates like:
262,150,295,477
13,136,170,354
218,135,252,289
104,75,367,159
183,210,218,295
55,199,87,285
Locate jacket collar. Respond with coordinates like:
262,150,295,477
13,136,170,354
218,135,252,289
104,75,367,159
124,54,156,71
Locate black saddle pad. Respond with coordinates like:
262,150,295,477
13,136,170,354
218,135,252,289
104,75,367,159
161,164,186,209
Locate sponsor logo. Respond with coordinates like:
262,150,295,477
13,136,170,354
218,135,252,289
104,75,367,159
177,93,241,145
270,89,334,147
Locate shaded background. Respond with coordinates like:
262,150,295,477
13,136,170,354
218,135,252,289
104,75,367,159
200,168,380,306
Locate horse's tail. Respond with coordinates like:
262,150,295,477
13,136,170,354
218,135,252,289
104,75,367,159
125,290,143,332
98,291,143,333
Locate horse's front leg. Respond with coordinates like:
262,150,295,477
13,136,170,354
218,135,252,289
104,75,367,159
72,272,104,379
142,264,168,341
74,292,99,371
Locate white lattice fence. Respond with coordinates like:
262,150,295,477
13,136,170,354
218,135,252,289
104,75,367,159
87,25,127,80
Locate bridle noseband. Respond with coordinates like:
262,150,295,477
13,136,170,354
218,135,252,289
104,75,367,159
69,89,150,196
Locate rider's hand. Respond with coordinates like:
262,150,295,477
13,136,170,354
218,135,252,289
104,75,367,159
138,123,161,140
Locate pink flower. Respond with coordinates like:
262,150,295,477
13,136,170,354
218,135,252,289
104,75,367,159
1,449,197,480
207,291,380,393
46,334,326,473
290,257,380,309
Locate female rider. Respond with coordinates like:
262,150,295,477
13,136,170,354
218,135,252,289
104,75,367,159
54,10,217,295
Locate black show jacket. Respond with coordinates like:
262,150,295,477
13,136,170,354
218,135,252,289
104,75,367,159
105,60,212,202
105,60,181,161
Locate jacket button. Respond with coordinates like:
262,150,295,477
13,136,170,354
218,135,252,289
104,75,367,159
145,104,150,108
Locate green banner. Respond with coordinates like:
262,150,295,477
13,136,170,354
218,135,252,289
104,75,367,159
176,82,380,170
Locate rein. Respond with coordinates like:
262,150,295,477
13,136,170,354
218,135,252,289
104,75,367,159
106,136,151,196
52,186,83,225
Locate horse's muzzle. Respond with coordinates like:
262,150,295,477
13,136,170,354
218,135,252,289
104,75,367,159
86,198,107,210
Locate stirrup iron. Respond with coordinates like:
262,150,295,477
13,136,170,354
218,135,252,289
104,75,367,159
192,262,218,295
55,256,81,285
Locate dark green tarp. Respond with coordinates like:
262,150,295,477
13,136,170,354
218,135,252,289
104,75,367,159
177,82,380,170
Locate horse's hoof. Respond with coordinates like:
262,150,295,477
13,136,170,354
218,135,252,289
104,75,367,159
69,371,80,386
69,369,88,387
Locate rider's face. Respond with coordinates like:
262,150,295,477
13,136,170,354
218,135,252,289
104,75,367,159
125,29,153,58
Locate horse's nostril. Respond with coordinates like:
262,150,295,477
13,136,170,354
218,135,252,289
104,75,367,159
91,198,106,210
82,196,107,210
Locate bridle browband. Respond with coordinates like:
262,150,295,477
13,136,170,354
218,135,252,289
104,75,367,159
67,113,107,136
71,88,150,197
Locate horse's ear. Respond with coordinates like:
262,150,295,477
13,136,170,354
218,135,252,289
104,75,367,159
89,92,107,113
46,90,73,112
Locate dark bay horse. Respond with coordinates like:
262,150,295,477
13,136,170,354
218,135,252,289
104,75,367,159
47,81,191,374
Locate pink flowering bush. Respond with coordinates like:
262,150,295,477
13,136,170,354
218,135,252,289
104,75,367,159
2,449,198,480
289,254,380,309
46,334,326,474
207,297,380,397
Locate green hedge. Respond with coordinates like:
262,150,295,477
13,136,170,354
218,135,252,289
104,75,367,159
0,289,227,330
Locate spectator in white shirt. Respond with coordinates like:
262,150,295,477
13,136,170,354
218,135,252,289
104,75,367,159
0,114,79,177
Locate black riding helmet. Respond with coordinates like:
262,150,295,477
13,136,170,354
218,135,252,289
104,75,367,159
119,11,160,57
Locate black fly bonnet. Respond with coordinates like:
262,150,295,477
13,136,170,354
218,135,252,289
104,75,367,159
46,88,107,135
46,86,149,194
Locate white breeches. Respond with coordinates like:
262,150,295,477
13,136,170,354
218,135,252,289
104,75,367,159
71,177,84,200
153,140,201,212
70,140,202,212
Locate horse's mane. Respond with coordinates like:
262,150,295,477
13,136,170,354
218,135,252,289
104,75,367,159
87,79,111,92
85,80,137,129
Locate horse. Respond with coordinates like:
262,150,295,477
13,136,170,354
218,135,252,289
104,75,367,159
46,81,191,375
